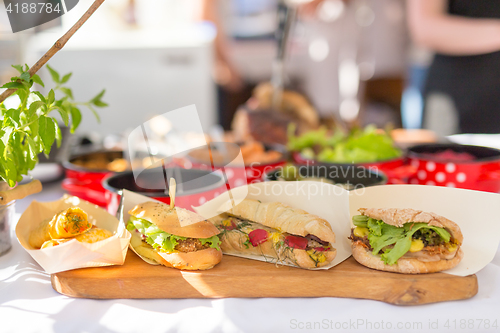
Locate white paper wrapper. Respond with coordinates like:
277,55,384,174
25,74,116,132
119,189,164,265
16,195,131,274
195,182,500,275
194,181,353,270
349,185,500,276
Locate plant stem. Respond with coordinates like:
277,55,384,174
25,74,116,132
0,0,105,104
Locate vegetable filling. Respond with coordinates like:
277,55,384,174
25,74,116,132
217,217,331,265
127,216,221,253
349,214,457,265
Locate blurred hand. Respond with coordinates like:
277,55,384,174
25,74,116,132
298,0,324,18
298,0,350,20
213,60,245,92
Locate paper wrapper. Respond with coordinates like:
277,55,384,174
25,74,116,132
195,182,500,275
119,189,164,265
194,181,353,270
16,195,131,274
349,185,500,276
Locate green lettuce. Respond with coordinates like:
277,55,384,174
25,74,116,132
127,216,221,252
358,217,451,265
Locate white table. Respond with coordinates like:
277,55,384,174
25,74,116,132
2,181,500,333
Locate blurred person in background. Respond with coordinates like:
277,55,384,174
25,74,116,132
200,0,407,129
408,0,500,135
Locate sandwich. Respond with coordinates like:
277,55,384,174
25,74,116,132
349,208,463,274
209,199,336,269
126,201,222,270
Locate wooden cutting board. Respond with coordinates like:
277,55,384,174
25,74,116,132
51,250,477,305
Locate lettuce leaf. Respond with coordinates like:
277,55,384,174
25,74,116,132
360,216,451,265
127,217,221,252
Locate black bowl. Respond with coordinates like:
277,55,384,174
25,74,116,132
263,164,387,189
103,167,226,197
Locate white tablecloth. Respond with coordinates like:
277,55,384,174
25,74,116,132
2,182,500,333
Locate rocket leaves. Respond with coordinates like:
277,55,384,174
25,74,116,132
0,64,107,187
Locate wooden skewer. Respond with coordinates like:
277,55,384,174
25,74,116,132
0,0,106,104
168,178,176,210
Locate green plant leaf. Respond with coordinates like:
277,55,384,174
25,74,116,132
0,127,13,148
55,124,62,148
28,101,45,117
31,74,45,87
1,82,23,89
56,107,69,126
69,107,82,133
60,87,73,100
32,91,46,104
47,89,55,105
16,88,29,105
60,72,72,84
28,115,39,137
3,153,17,187
26,135,38,159
38,115,56,155
5,109,20,124
91,89,107,107
88,105,101,123
11,65,23,73
46,65,60,84
19,110,28,125
20,72,30,82
93,100,108,108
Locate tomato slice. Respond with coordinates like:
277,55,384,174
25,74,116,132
248,229,269,247
285,235,308,250
222,220,237,231
313,247,330,252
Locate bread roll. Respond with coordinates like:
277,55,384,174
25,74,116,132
351,208,463,274
129,201,219,238
128,201,222,270
218,199,335,244
351,243,463,274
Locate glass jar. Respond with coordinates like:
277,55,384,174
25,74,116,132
0,182,14,256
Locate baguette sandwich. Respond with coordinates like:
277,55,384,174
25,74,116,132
349,208,463,274
209,199,336,269
127,201,222,270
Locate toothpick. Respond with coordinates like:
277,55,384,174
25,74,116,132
169,178,176,209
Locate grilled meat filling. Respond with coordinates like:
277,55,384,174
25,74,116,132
141,233,209,253
174,238,209,252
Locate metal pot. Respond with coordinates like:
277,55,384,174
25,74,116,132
62,150,125,206
180,142,288,185
102,168,227,215
407,143,500,192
